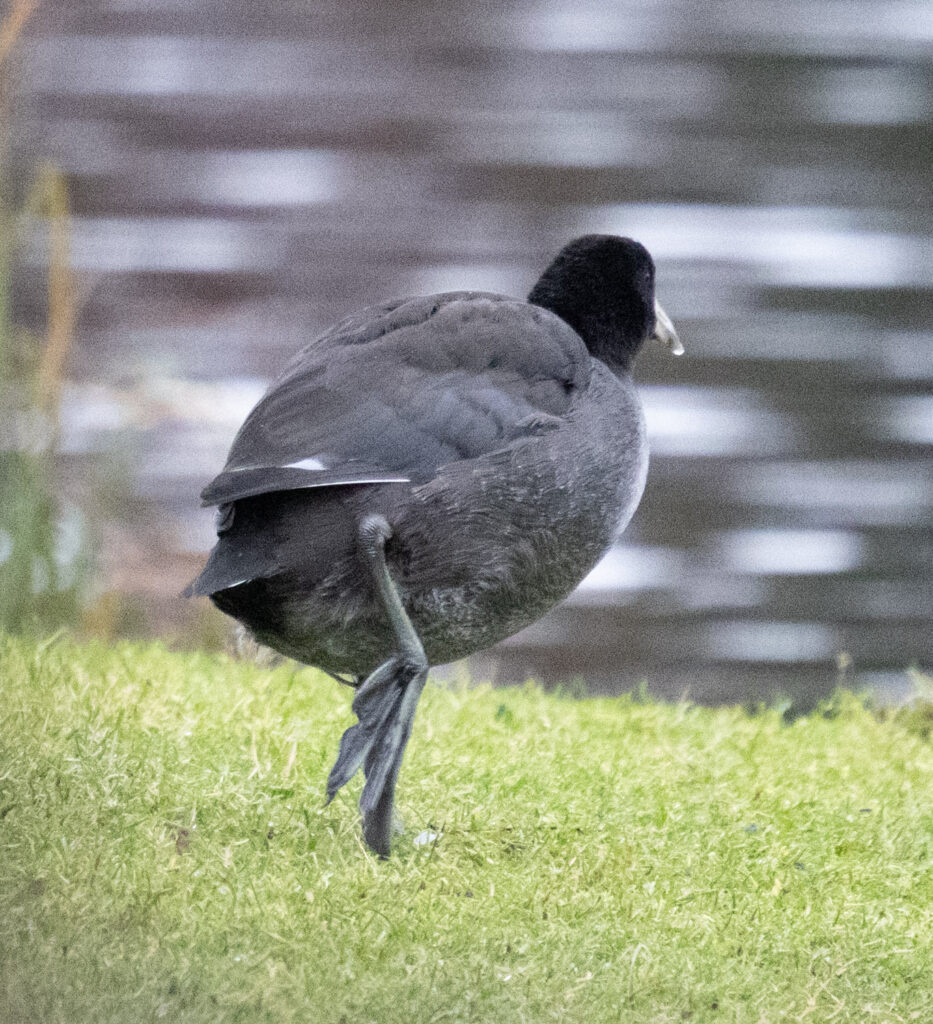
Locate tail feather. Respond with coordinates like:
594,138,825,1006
182,513,277,598
182,542,273,597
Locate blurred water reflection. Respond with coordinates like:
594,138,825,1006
9,0,932,704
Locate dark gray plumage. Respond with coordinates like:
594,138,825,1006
185,234,681,856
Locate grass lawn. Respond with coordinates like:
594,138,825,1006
1,634,931,1023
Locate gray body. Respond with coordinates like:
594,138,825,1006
189,292,647,675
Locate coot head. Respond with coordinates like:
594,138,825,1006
528,234,682,371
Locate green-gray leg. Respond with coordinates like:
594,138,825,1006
326,515,428,857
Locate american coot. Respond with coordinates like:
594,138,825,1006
185,234,681,856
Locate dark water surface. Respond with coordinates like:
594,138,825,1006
11,0,933,704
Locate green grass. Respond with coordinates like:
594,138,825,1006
1,635,931,1023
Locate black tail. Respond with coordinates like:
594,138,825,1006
182,537,274,598
182,499,278,598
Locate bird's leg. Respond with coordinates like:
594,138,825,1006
326,515,428,857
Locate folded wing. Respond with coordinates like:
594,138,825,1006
199,291,590,507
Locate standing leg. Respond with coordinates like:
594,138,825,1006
326,515,428,856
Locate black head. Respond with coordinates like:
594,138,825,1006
528,234,671,372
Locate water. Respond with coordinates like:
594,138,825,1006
10,0,933,705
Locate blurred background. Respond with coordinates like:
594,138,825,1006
2,0,931,705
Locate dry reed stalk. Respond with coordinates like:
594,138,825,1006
34,164,74,416
0,0,39,71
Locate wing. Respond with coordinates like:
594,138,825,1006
200,291,590,507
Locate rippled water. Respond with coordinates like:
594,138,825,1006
10,0,933,704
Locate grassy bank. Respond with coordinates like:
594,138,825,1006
1,634,931,1023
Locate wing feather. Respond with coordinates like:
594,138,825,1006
199,291,589,507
